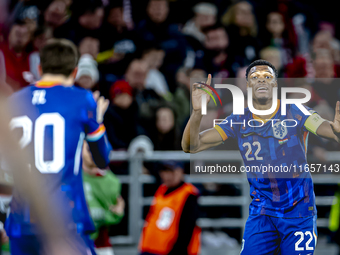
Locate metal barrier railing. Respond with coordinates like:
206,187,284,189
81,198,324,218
109,150,340,245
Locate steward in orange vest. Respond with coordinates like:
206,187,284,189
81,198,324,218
139,161,201,255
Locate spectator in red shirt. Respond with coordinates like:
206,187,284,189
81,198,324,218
0,21,33,91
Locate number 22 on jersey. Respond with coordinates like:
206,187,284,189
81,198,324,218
243,141,263,161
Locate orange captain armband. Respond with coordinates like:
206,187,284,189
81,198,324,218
214,125,228,141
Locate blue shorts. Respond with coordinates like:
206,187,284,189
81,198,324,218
10,233,96,255
241,215,317,255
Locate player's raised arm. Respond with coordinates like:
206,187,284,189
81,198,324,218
85,91,112,168
181,74,224,153
315,101,340,143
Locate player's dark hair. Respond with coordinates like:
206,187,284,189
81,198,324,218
40,39,79,77
245,59,278,80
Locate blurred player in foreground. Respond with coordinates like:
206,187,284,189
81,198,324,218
139,161,201,255
0,92,85,255
182,59,340,254
82,141,125,255
0,99,79,255
5,39,111,254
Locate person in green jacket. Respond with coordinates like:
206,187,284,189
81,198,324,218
82,142,125,255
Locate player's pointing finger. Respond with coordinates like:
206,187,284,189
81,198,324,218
206,74,212,86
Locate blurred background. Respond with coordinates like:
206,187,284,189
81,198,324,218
1,0,340,254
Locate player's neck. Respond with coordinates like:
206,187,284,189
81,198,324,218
40,74,74,87
252,98,275,119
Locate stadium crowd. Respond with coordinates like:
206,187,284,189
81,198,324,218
1,0,340,156
0,0,340,153
1,0,340,253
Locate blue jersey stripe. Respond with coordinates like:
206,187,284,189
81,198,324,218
269,138,277,160
299,185,304,198
286,181,294,207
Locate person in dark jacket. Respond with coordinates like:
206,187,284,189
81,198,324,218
104,80,143,149
150,104,181,151
135,0,187,92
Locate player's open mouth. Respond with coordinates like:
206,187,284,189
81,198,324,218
256,87,268,92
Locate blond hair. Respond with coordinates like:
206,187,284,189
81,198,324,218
221,1,257,37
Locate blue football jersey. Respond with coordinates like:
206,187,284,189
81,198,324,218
5,81,111,237
215,101,317,218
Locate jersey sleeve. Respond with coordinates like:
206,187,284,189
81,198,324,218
83,92,104,140
213,114,238,141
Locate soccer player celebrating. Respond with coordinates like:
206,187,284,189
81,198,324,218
182,59,340,254
5,39,111,254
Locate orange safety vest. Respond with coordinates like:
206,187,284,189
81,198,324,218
139,183,201,255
